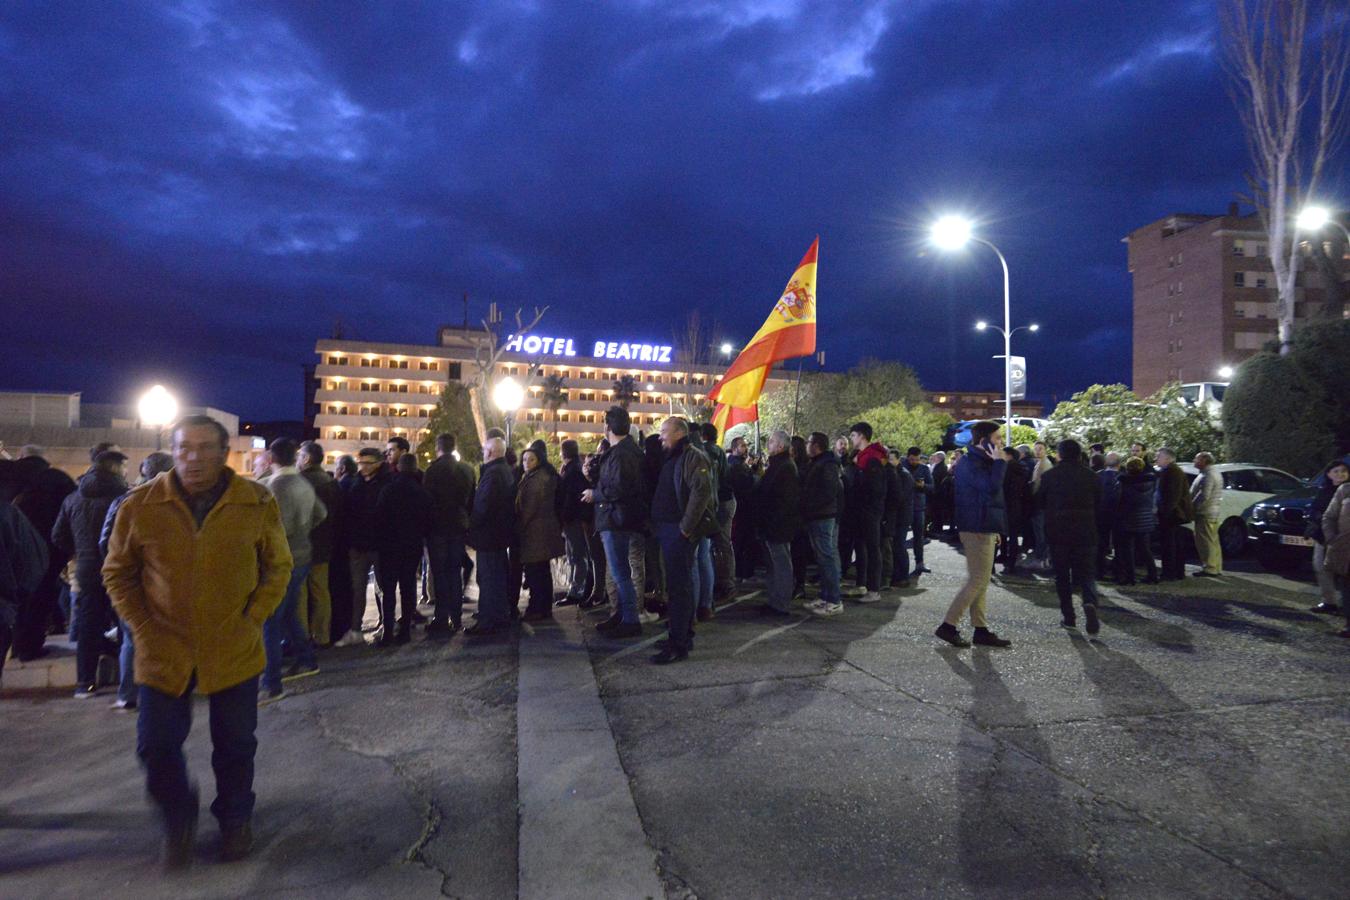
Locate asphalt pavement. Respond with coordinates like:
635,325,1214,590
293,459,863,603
2,538,1346,899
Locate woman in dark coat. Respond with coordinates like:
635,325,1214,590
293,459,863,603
516,443,565,622
1000,446,1028,575
1113,456,1159,584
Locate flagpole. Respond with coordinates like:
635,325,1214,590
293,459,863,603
791,357,805,435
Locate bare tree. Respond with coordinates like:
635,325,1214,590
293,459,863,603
464,305,549,439
671,310,717,419
1222,0,1350,351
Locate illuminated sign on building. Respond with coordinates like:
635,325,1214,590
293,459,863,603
504,334,674,364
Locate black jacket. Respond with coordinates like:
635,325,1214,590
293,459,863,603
376,473,434,560
800,451,842,522
52,468,127,594
594,434,648,533
469,457,517,551
755,451,801,543
886,464,915,532
852,443,888,520
1002,457,1029,531
1156,464,1194,526
726,454,755,507
1115,471,1159,533
909,461,933,512
1036,460,1100,547
558,457,591,526
344,468,390,552
424,454,476,538
301,464,342,563
705,440,732,504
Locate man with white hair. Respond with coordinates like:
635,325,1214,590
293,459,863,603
650,417,717,664
1190,451,1223,577
466,436,517,635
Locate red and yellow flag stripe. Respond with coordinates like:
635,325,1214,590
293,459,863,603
710,238,818,434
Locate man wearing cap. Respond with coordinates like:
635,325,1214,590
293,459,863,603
52,447,129,697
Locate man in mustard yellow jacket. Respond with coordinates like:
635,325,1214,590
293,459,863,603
104,415,292,869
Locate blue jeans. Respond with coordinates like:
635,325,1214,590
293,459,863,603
911,507,926,567
263,565,314,693
806,519,841,605
601,530,641,625
694,537,714,610
656,522,696,652
137,674,258,829
474,549,511,628
765,541,793,611
563,522,594,600
118,626,136,705
427,534,466,627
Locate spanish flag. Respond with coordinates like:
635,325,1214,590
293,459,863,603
709,238,818,435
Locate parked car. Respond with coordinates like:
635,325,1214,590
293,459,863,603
1177,382,1228,418
1178,462,1305,558
1244,485,1319,572
943,417,1049,449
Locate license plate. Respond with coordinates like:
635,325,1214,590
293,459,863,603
1279,534,1314,547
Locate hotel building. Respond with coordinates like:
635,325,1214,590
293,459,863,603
311,326,792,459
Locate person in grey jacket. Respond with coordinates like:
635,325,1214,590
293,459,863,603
260,439,327,698
1190,452,1223,577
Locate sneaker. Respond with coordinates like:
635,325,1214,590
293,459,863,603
258,688,286,707
110,698,137,711
220,822,253,863
282,662,320,682
806,600,844,617
1084,604,1100,636
638,609,659,625
424,620,457,638
1311,602,1341,615
554,595,583,607
935,623,971,648
890,579,912,589
857,591,881,604
972,627,1012,648
73,684,98,699
334,630,365,648
843,585,867,598
1060,619,1077,629
652,647,688,665
595,614,623,633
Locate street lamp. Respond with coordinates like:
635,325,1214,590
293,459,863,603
137,384,179,450
1217,365,1235,379
1296,204,1350,241
719,342,734,357
931,216,1022,441
492,376,524,443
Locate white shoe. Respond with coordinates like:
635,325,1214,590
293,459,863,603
858,592,882,604
638,610,659,625
843,585,867,598
258,688,286,707
806,600,844,617
334,630,365,648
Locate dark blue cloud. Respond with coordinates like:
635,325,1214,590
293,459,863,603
1,0,1339,418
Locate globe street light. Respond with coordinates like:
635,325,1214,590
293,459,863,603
137,384,179,450
493,376,525,443
1217,365,1235,379
931,216,1019,441
720,342,734,357
1296,204,1350,242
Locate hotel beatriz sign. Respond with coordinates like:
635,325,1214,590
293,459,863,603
503,334,674,364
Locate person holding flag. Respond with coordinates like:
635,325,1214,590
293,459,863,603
710,238,818,439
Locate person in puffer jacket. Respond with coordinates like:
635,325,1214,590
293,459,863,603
1112,456,1159,584
53,449,128,697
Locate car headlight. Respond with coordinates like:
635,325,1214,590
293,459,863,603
1255,507,1278,522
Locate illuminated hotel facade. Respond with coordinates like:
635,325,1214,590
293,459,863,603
312,326,792,459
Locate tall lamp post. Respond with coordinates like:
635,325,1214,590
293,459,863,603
931,216,1029,443
493,376,524,444
137,384,179,451
1296,205,1350,242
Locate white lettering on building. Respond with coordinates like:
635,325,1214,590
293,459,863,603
509,335,673,363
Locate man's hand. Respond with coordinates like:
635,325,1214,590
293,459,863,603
581,489,594,503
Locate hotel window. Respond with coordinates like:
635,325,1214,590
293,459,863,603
327,381,339,390
360,358,375,367
1176,280,1182,293
391,360,409,369
360,382,375,392
418,408,431,417
418,384,434,394
1254,276,1267,289
326,355,349,365
392,384,409,393
419,361,439,371
1254,243,1266,257
327,404,349,415
331,429,347,440
1168,341,1175,353
361,405,380,416
1233,272,1246,288
1232,241,1245,256
360,429,379,441
558,413,570,422
1167,283,1175,296
391,408,409,418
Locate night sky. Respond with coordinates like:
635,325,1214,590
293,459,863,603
3,1,1338,421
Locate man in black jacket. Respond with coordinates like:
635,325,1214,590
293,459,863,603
555,439,594,608
701,423,737,603
466,437,516,635
584,407,647,639
376,455,433,645
905,447,933,571
834,437,855,582
846,424,887,603
650,416,716,663
929,451,949,537
755,430,800,615
1037,440,1102,634
336,448,390,647
887,449,916,588
423,433,476,635
52,449,128,696
802,432,843,616
1154,447,1192,581
727,437,756,581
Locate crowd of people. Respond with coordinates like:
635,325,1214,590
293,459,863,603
2,408,1349,869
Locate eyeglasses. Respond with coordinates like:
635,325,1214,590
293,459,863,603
358,459,380,466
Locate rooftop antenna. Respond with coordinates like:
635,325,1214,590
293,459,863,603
462,292,469,330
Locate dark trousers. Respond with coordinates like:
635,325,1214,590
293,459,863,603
999,525,1020,569
137,674,259,830
732,510,757,579
911,508,926,566
1158,522,1186,579
328,545,353,642
854,513,882,592
1113,529,1157,583
0,623,11,681
791,531,811,593
891,520,911,583
74,586,112,687
837,515,855,581
1095,519,1114,575
474,549,512,628
712,500,736,598
13,559,61,660
1050,542,1100,621
377,553,420,635
263,565,315,692
523,560,553,615
427,534,466,627
656,522,696,653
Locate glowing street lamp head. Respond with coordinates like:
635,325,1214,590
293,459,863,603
931,215,973,251
645,383,655,392
720,342,733,356
492,376,525,413
1297,205,1330,231
975,320,988,332
1028,323,1040,332
1217,365,1234,379
137,385,179,428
